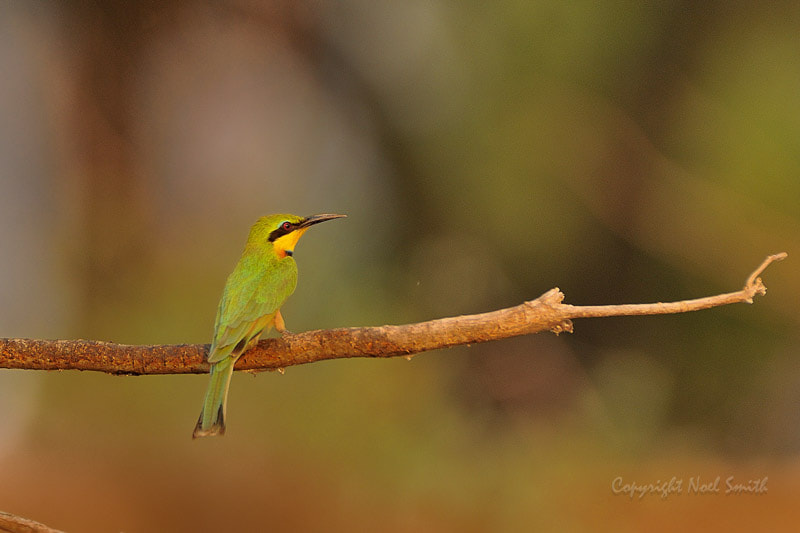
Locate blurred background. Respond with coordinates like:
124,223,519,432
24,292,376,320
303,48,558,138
1,1,799,531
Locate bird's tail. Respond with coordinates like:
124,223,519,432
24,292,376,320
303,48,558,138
193,358,235,438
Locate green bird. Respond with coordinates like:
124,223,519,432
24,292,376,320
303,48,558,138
193,213,346,438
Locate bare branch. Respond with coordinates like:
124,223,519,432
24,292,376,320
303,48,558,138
0,253,786,375
0,510,66,533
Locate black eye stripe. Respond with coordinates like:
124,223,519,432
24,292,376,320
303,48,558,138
268,221,294,242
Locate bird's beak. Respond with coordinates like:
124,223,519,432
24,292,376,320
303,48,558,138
298,213,347,229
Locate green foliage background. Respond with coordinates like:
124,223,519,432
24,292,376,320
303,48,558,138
0,2,798,531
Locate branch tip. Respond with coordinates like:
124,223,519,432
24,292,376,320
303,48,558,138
744,252,787,293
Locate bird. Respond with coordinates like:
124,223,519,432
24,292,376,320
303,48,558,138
193,213,346,438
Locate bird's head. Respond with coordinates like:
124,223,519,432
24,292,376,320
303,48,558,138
249,213,347,258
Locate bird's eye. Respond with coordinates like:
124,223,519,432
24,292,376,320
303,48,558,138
281,221,292,231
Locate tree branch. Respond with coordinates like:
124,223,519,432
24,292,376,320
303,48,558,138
0,510,65,533
0,253,786,375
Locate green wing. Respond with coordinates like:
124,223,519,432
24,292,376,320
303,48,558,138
207,254,298,364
